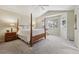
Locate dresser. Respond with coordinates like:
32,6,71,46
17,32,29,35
5,32,17,42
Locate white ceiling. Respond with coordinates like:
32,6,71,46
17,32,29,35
0,5,75,18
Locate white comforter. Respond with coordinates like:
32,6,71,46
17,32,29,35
17,29,30,43
17,29,44,43
32,29,44,36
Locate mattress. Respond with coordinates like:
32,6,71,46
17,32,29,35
32,29,44,36
17,29,44,43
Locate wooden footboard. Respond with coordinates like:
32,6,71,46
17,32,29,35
32,33,46,44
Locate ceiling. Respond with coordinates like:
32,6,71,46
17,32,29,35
0,5,75,18
0,5,77,28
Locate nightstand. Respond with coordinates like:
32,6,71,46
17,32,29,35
5,32,17,42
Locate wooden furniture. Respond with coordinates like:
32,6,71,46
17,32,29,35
29,14,46,46
5,32,17,42
32,33,46,43
17,13,46,47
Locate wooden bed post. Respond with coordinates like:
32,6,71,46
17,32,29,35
44,18,46,39
30,13,32,47
17,19,19,33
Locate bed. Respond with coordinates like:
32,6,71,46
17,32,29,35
30,14,46,46
17,29,30,43
17,14,46,46
31,28,46,45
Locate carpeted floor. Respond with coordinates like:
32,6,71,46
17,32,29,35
0,40,32,54
0,35,79,54
32,35,79,54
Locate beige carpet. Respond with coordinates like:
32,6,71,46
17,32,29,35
0,35,79,54
0,40,32,54
32,35,79,54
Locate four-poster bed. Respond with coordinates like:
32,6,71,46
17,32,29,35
17,14,46,47
30,14,46,46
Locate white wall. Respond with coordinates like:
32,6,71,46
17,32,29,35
0,9,30,43
60,13,67,39
75,8,79,48
35,11,75,41
45,16,60,36
67,11,75,40
60,11,75,40
35,15,60,36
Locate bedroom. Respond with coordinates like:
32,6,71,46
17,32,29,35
0,5,79,54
